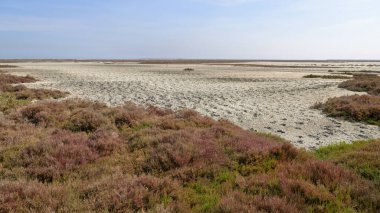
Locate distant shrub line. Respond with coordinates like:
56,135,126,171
0,64,18,68
303,74,351,79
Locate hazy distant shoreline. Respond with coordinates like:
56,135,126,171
2,59,380,63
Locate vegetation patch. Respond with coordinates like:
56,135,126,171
1,73,380,212
339,74,380,96
0,74,68,104
315,140,380,188
313,95,380,125
0,73,36,85
303,74,351,79
0,65,18,68
315,74,380,125
333,70,380,76
0,93,30,113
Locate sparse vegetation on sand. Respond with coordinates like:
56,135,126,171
315,74,380,125
0,74,68,107
183,68,194,71
0,65,18,68
313,95,380,126
303,74,351,79
1,73,380,212
0,73,36,84
339,74,380,96
332,70,380,76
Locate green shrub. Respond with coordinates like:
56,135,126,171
315,140,380,188
0,93,29,113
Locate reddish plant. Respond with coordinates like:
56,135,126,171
64,109,110,132
88,128,123,156
315,95,380,125
80,175,180,212
0,181,69,212
339,74,380,96
0,74,36,85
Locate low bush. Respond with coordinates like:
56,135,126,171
64,109,110,132
0,180,70,212
18,99,109,128
18,130,97,182
0,74,68,101
80,175,180,212
139,129,229,174
314,95,380,125
0,65,18,68
0,93,29,113
339,74,380,96
13,129,122,182
227,159,380,212
303,74,351,79
13,87,68,100
315,140,380,188
0,74,36,85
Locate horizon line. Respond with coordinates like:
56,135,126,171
1,58,380,62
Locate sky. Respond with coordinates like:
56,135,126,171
0,0,379,59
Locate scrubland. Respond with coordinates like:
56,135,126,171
6,61,380,148
316,74,380,126
339,74,380,96
1,71,380,212
302,74,351,79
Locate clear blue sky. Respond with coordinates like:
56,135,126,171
1,0,379,59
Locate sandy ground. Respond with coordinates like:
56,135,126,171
3,61,380,149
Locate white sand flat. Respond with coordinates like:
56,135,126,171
6,61,380,149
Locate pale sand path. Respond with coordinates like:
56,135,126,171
5,61,380,149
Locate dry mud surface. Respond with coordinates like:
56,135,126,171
4,61,380,149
